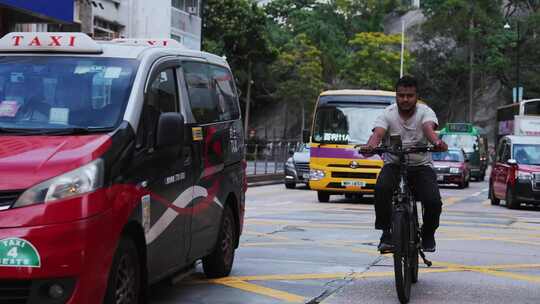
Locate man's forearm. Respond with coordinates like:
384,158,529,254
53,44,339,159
367,128,386,148
423,122,440,145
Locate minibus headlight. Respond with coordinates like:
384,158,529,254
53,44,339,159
309,169,325,181
14,159,104,208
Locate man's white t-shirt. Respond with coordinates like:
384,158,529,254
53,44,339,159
373,103,439,166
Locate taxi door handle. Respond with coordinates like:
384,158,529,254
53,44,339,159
137,180,149,189
183,147,192,166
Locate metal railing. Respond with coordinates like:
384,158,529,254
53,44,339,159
245,141,302,176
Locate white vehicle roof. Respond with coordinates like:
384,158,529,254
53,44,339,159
504,135,540,145
0,32,230,68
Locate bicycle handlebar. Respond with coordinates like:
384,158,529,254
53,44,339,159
356,145,436,155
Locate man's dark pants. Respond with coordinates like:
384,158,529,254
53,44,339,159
374,164,442,235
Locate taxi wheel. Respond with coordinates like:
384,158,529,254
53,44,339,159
285,182,296,189
104,237,141,304
489,182,500,205
203,206,236,278
317,191,330,203
506,187,520,209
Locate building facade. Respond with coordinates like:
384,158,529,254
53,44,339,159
0,0,75,35
1,0,202,50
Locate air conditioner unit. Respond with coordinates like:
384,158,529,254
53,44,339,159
187,6,197,14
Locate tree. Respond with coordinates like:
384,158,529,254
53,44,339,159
270,34,324,139
202,0,276,135
342,32,410,90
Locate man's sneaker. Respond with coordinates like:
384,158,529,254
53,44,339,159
422,232,436,252
378,230,394,253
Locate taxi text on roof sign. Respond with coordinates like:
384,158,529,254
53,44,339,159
111,38,185,49
0,32,102,54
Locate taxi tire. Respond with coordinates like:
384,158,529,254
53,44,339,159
317,191,330,203
104,237,141,304
489,182,500,205
506,187,520,209
203,206,236,278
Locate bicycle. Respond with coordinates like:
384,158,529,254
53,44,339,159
358,143,434,304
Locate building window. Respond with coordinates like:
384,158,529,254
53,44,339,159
172,0,185,10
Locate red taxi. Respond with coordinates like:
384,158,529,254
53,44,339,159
432,148,470,188
0,33,246,304
490,135,540,208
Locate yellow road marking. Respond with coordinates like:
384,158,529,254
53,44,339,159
483,264,540,270
433,261,540,283
242,231,291,241
209,278,305,303
242,242,301,247
442,196,463,208
245,219,372,229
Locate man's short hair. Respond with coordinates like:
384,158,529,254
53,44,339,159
395,75,418,91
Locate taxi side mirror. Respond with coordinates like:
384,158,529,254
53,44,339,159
507,159,517,166
156,112,184,148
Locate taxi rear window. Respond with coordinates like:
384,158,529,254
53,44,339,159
0,56,138,131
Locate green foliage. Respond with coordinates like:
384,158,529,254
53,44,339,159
270,34,324,109
343,32,410,90
202,0,276,107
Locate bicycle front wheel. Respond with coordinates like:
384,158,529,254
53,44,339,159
393,210,412,304
411,203,419,284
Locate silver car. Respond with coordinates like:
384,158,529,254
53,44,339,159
284,144,310,189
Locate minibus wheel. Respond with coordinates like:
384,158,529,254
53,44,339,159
317,191,330,203
104,237,141,304
203,206,236,278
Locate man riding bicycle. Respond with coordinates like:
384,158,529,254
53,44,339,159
364,75,448,253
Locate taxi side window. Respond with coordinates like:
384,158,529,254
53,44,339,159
210,65,240,121
496,141,505,162
136,68,179,149
501,143,511,162
183,62,239,123
183,62,218,123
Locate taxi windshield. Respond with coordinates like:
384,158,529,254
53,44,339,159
513,144,540,166
0,56,138,133
432,150,464,162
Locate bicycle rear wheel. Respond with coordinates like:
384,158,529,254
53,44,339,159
393,209,411,304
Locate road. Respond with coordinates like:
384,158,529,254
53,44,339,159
149,178,540,304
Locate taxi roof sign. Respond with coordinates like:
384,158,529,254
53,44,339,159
0,32,102,54
110,38,185,49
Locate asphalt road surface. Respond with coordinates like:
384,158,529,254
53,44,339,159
149,178,540,304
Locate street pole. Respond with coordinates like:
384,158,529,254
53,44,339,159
516,21,520,102
400,20,405,77
468,16,474,123
244,59,253,139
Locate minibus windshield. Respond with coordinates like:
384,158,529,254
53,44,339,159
0,56,138,133
441,134,477,153
312,105,386,144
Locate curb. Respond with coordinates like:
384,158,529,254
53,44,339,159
247,173,283,187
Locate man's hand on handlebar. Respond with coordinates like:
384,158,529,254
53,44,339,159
356,144,378,155
433,139,448,152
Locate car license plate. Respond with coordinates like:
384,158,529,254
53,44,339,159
437,174,444,182
302,173,310,179
341,180,366,188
